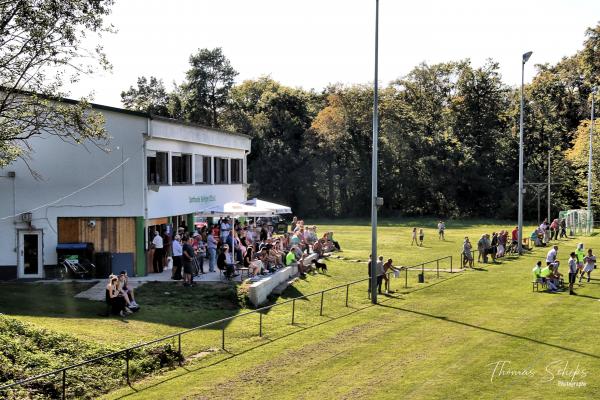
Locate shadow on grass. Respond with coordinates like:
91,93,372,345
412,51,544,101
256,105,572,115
108,275,462,399
0,281,245,330
377,303,600,360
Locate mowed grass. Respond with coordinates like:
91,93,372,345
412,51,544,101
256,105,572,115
2,218,600,399
103,220,600,400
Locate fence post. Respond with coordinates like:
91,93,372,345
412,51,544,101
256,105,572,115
345,284,349,307
405,268,408,288
178,334,182,366
436,260,439,278
221,325,225,350
291,299,296,325
320,291,324,316
259,312,263,337
125,350,130,385
62,369,66,400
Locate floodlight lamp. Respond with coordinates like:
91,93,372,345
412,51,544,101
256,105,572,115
522,51,533,63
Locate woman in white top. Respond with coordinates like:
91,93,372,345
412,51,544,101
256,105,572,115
580,248,596,283
411,228,417,246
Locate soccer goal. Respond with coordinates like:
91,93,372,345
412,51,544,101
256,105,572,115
559,209,594,235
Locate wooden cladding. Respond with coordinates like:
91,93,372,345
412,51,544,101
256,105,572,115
147,217,169,226
57,217,137,254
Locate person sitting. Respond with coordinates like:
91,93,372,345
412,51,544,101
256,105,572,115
312,239,324,258
118,271,139,310
326,231,341,251
286,247,297,266
106,275,130,317
532,261,543,283
540,264,558,292
217,245,234,279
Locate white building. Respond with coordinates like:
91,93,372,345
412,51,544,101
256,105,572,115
0,103,250,280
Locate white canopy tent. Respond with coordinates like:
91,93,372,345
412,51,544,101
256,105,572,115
195,201,274,218
242,198,292,215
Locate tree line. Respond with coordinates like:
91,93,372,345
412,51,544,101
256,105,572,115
120,24,600,220
3,2,597,220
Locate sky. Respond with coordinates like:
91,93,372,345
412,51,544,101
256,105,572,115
68,0,600,108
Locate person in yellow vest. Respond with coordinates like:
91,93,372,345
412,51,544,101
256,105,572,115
540,264,558,292
575,243,585,273
532,261,542,282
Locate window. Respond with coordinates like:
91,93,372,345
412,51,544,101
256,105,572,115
147,152,168,185
214,157,229,184
231,159,243,183
194,155,212,184
172,154,192,184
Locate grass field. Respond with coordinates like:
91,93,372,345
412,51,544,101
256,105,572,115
3,218,600,399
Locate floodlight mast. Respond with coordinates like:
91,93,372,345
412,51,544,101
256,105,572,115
588,87,596,233
370,0,380,304
518,51,533,254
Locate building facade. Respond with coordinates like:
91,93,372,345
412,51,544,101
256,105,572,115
0,104,250,280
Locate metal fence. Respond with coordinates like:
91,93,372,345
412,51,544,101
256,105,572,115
0,255,453,399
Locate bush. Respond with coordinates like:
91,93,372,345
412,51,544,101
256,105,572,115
0,316,182,399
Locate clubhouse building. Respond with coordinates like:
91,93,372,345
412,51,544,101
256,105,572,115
0,103,251,280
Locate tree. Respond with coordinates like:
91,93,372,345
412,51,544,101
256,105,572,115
181,48,237,127
0,0,114,168
121,76,171,116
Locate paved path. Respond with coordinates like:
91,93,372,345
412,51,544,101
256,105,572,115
72,268,229,301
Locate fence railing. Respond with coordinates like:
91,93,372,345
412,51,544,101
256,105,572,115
0,255,453,399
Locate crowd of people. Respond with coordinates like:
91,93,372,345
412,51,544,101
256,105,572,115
532,243,596,295
461,218,574,268
149,216,341,284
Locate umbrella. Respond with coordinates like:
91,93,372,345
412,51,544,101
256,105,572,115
242,198,292,215
195,201,274,217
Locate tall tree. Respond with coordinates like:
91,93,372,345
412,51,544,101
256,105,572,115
181,47,237,127
0,0,114,168
120,76,171,116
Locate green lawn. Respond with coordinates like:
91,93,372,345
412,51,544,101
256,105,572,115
2,218,600,399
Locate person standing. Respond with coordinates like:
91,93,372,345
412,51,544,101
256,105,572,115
575,243,585,273
559,219,567,238
550,219,559,240
383,258,399,293
580,248,596,283
152,231,164,273
220,218,231,244
207,229,218,272
438,221,445,240
546,245,558,266
463,237,474,268
375,256,385,294
182,235,195,286
568,252,578,295
411,228,418,246
419,228,424,247
171,234,183,280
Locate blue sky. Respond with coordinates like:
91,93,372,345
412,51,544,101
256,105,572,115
68,0,600,107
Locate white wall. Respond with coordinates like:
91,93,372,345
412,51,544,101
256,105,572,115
150,118,251,152
145,122,251,219
0,110,147,269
